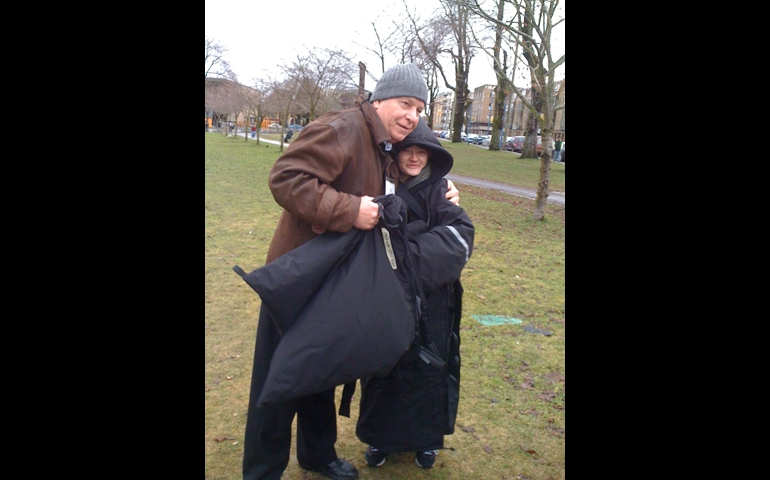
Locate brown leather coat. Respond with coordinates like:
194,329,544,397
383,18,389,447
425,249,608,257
266,98,400,263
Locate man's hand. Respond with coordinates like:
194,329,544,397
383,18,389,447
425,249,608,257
353,196,380,230
446,179,460,205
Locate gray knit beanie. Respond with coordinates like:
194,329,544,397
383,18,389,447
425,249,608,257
371,64,428,105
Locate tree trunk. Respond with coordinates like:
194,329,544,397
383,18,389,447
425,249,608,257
533,159,551,221
489,0,506,151
532,76,555,221
490,82,506,151
451,69,470,143
521,88,542,159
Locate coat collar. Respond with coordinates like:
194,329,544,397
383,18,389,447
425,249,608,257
358,97,391,148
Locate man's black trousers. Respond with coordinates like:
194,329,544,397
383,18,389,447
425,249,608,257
242,305,339,480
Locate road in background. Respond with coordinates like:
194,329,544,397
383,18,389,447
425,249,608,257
445,174,564,206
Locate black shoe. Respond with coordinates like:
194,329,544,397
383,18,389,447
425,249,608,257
415,450,437,468
365,446,387,467
299,458,358,480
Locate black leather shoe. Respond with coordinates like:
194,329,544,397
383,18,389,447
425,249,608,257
299,458,358,480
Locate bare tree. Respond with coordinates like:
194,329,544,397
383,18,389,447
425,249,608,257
205,38,240,128
205,77,243,135
263,75,300,152
235,83,262,143
378,22,441,129
404,0,475,143
280,47,358,121
463,0,564,220
424,65,441,130
205,38,236,80
356,14,404,76
488,0,508,151
245,79,272,145
205,78,225,130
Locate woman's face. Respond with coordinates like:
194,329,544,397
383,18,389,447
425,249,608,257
397,146,430,178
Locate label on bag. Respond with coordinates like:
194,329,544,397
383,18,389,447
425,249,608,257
381,228,397,269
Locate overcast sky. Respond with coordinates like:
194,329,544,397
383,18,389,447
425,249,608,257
205,0,563,93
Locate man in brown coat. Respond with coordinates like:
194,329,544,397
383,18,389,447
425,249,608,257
242,64,458,480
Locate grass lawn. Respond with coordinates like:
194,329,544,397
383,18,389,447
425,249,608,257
205,132,565,480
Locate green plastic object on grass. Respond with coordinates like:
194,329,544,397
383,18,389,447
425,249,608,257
471,315,523,326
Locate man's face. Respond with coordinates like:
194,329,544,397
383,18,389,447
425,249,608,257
372,97,425,143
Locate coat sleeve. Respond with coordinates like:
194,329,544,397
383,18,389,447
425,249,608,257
408,180,474,292
268,123,360,234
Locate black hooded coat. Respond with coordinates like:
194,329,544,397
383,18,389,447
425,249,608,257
356,118,475,453
233,193,427,414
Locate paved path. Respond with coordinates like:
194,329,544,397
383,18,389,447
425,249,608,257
219,131,564,206
445,174,565,206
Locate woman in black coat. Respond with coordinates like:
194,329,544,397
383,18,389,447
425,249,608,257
356,118,474,469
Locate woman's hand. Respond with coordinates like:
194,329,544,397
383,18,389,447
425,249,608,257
446,179,460,205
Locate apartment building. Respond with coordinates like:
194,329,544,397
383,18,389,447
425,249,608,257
432,91,454,132
504,82,565,141
468,84,496,135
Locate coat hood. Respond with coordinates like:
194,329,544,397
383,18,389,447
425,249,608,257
391,118,453,184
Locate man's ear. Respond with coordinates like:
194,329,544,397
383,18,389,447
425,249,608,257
371,100,380,109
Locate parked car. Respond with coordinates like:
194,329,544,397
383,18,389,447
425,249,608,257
288,124,304,133
506,136,525,152
480,135,492,147
465,134,479,144
505,135,546,155
495,136,511,148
